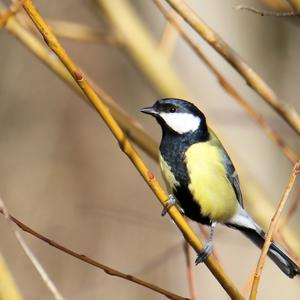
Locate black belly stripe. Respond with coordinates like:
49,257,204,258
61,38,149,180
160,128,212,225
173,185,212,225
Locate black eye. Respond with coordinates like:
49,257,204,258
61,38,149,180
169,107,176,113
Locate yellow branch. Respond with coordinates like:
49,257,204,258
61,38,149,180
98,0,190,99
159,11,179,58
46,20,119,44
19,16,120,45
287,0,300,10
0,255,23,300
0,0,26,28
21,1,244,299
165,0,300,134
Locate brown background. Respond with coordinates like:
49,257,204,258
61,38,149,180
0,0,299,299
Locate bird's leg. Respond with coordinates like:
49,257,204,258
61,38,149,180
161,194,177,216
195,222,216,264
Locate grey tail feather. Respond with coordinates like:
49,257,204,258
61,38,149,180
227,224,299,278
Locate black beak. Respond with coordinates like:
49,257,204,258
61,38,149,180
140,106,158,116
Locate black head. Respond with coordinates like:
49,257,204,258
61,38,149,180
141,98,207,136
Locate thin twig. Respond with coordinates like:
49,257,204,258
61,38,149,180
159,11,179,58
287,0,300,10
236,5,300,17
265,0,300,11
97,0,191,99
183,242,197,300
20,16,121,45
275,231,300,265
154,0,298,163
0,209,189,300
241,269,255,298
47,20,120,45
244,186,300,297
278,184,300,230
249,159,300,300
0,254,23,300
0,0,26,28
21,1,244,299
164,0,300,134
0,199,65,300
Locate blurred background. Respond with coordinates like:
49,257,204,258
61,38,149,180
0,0,299,299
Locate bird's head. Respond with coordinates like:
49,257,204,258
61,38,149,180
141,98,207,135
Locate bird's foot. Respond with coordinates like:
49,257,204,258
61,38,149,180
161,194,176,216
195,241,212,264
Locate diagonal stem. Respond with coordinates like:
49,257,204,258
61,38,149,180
0,209,189,300
249,159,300,300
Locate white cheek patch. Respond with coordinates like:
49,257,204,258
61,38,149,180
160,113,200,134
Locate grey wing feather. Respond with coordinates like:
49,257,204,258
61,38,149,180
222,150,244,207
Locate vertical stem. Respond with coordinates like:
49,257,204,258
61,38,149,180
183,242,197,300
249,159,300,300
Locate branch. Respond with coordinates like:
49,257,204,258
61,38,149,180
278,185,300,230
97,0,190,99
262,0,300,12
154,0,298,164
20,16,121,45
183,242,197,300
0,0,26,27
241,269,255,298
0,255,23,300
159,10,179,58
21,1,244,299
249,159,300,300
47,20,119,44
275,231,300,266
286,0,300,10
236,5,300,17
0,209,188,300
0,198,65,300
164,0,300,134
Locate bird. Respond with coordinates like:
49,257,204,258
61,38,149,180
141,98,299,278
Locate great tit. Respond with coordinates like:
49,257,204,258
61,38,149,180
141,98,299,278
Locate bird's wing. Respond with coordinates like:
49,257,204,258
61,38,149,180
209,129,244,207
222,151,244,208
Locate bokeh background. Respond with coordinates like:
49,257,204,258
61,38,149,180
0,0,300,299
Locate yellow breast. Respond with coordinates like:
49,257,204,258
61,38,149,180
185,142,238,223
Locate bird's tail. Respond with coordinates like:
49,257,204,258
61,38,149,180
228,223,299,278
